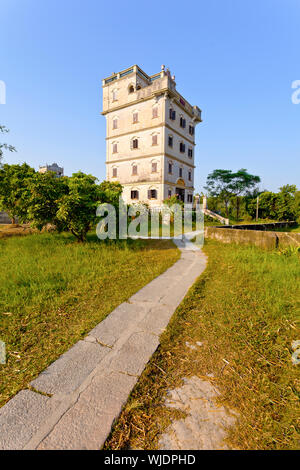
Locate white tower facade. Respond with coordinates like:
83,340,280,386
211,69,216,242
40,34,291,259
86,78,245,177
102,65,202,206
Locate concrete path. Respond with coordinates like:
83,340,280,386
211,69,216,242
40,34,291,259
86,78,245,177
0,239,207,450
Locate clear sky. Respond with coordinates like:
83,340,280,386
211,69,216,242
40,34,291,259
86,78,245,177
1,0,299,193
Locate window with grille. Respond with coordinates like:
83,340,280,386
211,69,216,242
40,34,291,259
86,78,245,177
131,190,139,199
132,139,138,149
189,125,194,135
132,165,138,175
169,109,176,120
180,117,186,128
148,189,157,199
188,148,193,158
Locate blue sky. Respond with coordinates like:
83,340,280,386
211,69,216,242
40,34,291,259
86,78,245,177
0,0,299,193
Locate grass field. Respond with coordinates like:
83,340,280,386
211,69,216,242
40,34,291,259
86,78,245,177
105,239,300,450
0,232,180,408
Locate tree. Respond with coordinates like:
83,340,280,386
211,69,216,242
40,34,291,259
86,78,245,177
276,185,297,221
98,180,123,207
204,169,237,218
229,169,261,220
56,172,102,242
26,172,69,229
0,126,16,165
247,185,298,221
0,163,36,223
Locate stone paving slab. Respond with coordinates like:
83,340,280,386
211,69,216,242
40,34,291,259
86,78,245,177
30,340,109,395
108,331,160,376
137,303,175,335
37,371,138,450
87,301,149,347
0,390,58,450
0,240,207,450
129,274,178,304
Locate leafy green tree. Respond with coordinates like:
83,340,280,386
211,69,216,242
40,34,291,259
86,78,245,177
26,172,69,229
229,169,260,220
56,172,102,242
163,195,184,207
204,169,234,218
98,180,123,207
0,163,35,223
276,185,297,220
247,185,298,221
0,126,16,165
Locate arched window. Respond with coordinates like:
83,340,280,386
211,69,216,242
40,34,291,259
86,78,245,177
132,111,138,123
148,188,158,199
112,89,117,101
151,161,158,173
131,190,139,200
132,164,138,175
152,106,158,118
131,138,138,149
112,167,117,178
128,85,134,94
136,84,141,90
112,118,118,130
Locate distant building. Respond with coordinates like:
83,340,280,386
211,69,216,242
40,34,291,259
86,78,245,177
102,64,202,206
38,163,64,177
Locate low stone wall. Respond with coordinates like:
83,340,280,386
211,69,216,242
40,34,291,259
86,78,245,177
221,221,296,231
204,227,300,250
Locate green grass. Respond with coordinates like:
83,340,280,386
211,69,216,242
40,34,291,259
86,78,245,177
0,232,180,408
105,240,300,450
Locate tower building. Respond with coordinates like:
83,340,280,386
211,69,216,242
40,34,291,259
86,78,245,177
102,64,202,206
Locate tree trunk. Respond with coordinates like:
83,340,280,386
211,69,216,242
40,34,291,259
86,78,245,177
224,201,229,218
236,197,240,221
